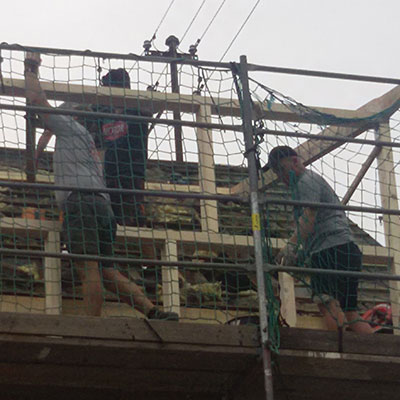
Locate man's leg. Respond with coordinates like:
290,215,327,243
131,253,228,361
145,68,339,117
101,268,179,321
345,311,374,334
75,260,103,316
318,299,346,331
102,267,155,315
63,193,105,317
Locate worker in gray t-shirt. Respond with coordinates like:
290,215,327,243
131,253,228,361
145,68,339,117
267,146,372,334
24,53,178,321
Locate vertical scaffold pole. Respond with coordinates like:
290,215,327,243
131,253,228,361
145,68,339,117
238,55,274,400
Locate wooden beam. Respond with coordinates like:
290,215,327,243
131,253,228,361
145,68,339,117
376,122,400,332
279,326,400,356
2,77,368,122
0,170,233,195
341,145,382,205
24,52,40,184
196,105,219,233
44,230,62,315
161,240,180,316
0,312,258,347
279,272,297,327
0,217,391,261
232,84,400,195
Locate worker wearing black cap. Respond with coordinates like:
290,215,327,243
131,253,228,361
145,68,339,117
267,146,373,334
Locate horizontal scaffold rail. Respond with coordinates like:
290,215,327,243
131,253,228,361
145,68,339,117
0,77,374,125
0,217,391,261
2,42,399,85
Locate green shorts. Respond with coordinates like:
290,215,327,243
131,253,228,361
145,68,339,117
310,242,362,311
62,192,116,267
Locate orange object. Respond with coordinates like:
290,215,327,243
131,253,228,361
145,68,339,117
21,207,46,220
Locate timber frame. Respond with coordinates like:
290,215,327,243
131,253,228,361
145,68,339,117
0,45,399,399
0,63,398,325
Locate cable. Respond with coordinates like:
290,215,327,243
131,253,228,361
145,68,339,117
187,0,226,56
219,0,261,62
149,0,176,43
198,0,260,93
199,0,226,44
180,0,206,45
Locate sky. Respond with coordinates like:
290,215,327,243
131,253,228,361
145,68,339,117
1,0,400,244
2,0,399,109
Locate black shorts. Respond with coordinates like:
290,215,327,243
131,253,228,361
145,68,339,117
310,242,362,311
62,192,116,268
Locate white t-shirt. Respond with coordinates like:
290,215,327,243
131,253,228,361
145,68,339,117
46,114,110,207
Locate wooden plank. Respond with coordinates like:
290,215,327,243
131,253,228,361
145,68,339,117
0,333,257,371
0,385,124,400
161,240,180,316
274,375,400,400
44,230,62,315
278,272,297,327
278,349,400,382
0,294,258,325
376,122,400,332
1,216,390,260
280,327,400,357
0,295,45,314
0,362,237,393
280,327,342,353
196,105,219,233
232,84,400,195
0,170,233,194
0,385,223,400
0,312,259,347
2,77,365,122
0,217,254,247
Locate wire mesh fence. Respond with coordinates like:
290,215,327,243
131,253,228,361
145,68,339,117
0,43,399,342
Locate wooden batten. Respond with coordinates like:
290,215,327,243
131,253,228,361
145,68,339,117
161,240,180,316
2,77,365,123
44,230,62,315
376,122,400,332
196,104,219,233
232,84,400,195
279,271,297,327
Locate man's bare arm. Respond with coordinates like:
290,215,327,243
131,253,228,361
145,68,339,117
24,53,52,125
35,129,54,167
288,207,316,245
276,207,316,265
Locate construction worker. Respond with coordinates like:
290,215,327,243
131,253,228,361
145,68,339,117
267,146,373,333
25,53,178,321
95,68,151,227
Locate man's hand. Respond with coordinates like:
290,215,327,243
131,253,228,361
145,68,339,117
24,52,51,114
24,52,41,76
276,242,298,266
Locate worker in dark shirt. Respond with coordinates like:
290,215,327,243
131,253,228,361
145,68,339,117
97,68,151,227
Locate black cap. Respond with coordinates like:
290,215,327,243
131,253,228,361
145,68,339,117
266,146,297,170
101,68,130,89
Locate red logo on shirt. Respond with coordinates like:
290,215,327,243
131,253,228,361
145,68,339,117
103,121,128,141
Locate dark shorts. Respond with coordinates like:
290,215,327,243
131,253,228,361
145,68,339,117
62,192,117,268
310,242,362,311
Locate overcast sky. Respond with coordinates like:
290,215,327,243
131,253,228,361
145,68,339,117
2,0,400,109
1,0,399,244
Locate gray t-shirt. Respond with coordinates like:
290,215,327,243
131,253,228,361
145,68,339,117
46,114,110,207
292,169,354,254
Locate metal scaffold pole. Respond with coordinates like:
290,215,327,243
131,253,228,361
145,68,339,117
238,55,274,400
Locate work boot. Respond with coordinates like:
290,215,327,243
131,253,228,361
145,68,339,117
147,307,179,321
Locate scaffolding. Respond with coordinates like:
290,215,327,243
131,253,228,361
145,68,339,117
0,43,400,399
